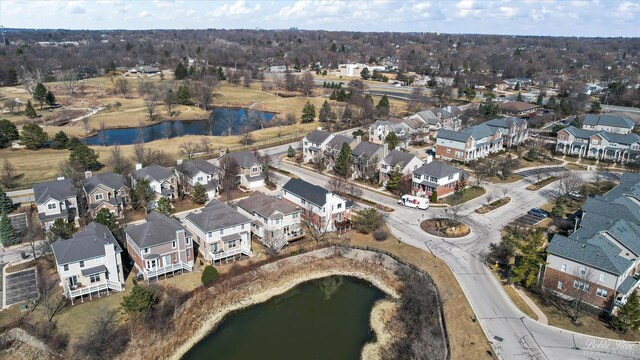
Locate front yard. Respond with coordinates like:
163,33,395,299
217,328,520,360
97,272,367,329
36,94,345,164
443,186,486,205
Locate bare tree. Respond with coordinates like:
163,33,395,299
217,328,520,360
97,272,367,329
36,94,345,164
75,309,128,359
301,203,332,245
98,121,108,146
0,159,21,189
242,70,253,88
299,71,315,97
164,88,177,116
285,112,297,125
326,176,362,199
262,230,287,255
218,156,240,202
543,268,596,323
35,268,68,324
553,171,585,205
239,126,254,146
109,145,132,175
3,99,19,114
144,91,160,121
179,141,200,160
59,69,80,95
433,83,453,107
193,82,214,110
132,142,146,166
444,202,465,226
223,111,234,136
81,116,91,135
137,78,156,98
200,138,212,156
254,151,274,186
113,101,122,111
161,121,171,139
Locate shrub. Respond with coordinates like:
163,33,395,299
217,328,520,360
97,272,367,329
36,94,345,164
121,284,158,314
201,265,219,285
373,229,388,241
430,191,438,203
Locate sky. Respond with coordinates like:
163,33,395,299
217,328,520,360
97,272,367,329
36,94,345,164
1,0,639,37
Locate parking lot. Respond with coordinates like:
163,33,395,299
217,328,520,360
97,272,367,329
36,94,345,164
508,213,545,228
516,166,568,178
4,268,39,307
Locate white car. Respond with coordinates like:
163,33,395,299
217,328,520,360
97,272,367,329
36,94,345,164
398,195,429,210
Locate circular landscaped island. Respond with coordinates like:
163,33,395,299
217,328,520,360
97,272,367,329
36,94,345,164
421,218,471,238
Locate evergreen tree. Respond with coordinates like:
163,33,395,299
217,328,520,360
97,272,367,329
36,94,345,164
156,197,175,218
20,123,48,150
33,83,48,109
176,85,192,105
69,143,101,170
45,90,56,107
360,67,370,80
376,95,390,116
511,229,546,287
334,143,352,178
174,62,188,80
336,89,347,102
0,213,18,246
545,96,557,110
342,105,352,122
536,93,543,105
93,208,118,232
24,100,37,118
590,101,602,114
301,101,316,123
0,189,14,213
217,67,226,80
51,131,69,149
132,178,155,213
364,94,374,104
0,119,19,148
514,82,520,91
516,91,523,102
318,100,332,122
384,132,399,150
430,190,438,203
287,145,296,158
49,218,75,240
559,98,571,116
121,284,158,314
386,168,402,194
191,183,207,205
613,292,640,332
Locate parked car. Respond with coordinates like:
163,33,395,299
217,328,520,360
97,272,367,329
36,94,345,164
398,195,429,210
567,191,583,200
528,208,549,218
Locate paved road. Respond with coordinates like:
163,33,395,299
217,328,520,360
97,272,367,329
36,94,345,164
602,105,640,114
275,161,640,359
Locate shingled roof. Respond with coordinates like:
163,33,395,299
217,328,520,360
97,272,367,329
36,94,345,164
237,192,300,219
33,178,76,205
282,178,330,207
186,199,250,231
51,222,122,265
83,173,127,194
305,129,333,144
132,165,174,182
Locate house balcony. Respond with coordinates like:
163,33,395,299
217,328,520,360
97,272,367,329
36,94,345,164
209,246,253,262
144,262,193,280
66,280,123,304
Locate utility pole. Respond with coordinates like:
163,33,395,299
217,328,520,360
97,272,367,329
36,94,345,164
0,25,5,46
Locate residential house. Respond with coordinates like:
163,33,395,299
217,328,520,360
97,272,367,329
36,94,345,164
351,141,386,181
176,159,221,200
555,126,640,163
502,78,532,89
33,178,79,230
436,124,503,162
406,106,463,132
127,66,161,77
582,114,634,134
484,117,529,147
125,211,194,282
185,199,252,263
219,151,265,188
51,222,125,304
498,101,540,117
302,129,333,163
389,117,429,140
282,178,352,232
338,63,386,77
83,171,129,218
368,120,410,149
132,164,178,200
412,159,468,198
237,192,304,251
323,135,357,171
543,173,640,312
379,150,424,183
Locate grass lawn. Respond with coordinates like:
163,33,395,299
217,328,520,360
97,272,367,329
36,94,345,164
517,157,563,169
486,175,523,184
348,231,495,360
490,269,538,321
444,186,487,205
522,288,640,341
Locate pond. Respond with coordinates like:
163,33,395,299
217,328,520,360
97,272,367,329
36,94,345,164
182,276,385,360
83,107,275,146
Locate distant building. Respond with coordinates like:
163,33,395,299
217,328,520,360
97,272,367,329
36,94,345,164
498,101,540,117
338,63,386,77
127,66,161,77
555,126,640,163
502,78,532,88
582,114,634,134
436,124,503,162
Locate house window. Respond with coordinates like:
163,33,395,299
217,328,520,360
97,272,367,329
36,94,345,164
579,266,586,276
207,232,213,238
573,280,589,292
95,193,104,201
186,250,190,258
596,288,608,298
252,166,259,173
301,199,306,205
219,228,224,235
63,264,69,271
557,281,564,290
173,254,177,262
561,135,566,140
143,248,150,254
561,264,567,272
79,261,85,268
337,203,342,209
186,237,191,245
90,274,101,283
197,176,204,183
47,203,57,210
446,148,451,153
293,213,299,219
172,241,177,249
241,224,245,230
448,175,453,180
599,273,606,282
228,241,237,248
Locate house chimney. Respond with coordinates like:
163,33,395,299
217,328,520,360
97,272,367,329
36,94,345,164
56,176,65,181
425,154,433,164
317,126,323,131
176,159,183,166
84,170,92,179
355,135,362,144
383,143,389,157
135,163,143,170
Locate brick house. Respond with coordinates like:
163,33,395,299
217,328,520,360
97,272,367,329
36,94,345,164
436,124,503,162
542,173,640,312
412,159,468,198
125,211,194,282
556,126,640,163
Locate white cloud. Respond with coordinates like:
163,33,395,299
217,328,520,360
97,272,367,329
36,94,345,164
499,6,518,17
209,0,261,17
455,0,482,17
69,5,86,14
413,2,431,12
138,10,151,18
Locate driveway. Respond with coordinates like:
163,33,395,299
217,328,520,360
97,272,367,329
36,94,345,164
516,166,568,177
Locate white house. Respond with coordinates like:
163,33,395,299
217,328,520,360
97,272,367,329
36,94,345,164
185,199,252,264
218,151,265,188
176,159,221,200
132,164,178,200
282,178,352,232
582,114,634,134
237,192,304,251
33,178,79,230
51,222,125,304
338,63,386,77
379,150,424,183
302,129,334,163
368,120,409,149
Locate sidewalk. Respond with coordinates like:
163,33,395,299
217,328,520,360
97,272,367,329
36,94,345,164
512,285,549,325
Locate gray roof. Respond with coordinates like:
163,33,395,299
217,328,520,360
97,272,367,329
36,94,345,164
437,129,471,142
51,222,122,265
132,165,174,182
485,117,527,130
305,129,333,144
81,265,107,277
237,192,300,219
223,151,259,168
414,160,465,178
125,211,189,249
352,141,382,158
33,178,76,205
617,276,639,294
186,199,250,231
371,120,406,133
547,234,632,275
179,159,220,178
84,173,127,194
597,132,640,146
326,135,352,150
283,178,330,207
415,110,440,125
383,150,419,168
464,123,499,139
583,114,634,129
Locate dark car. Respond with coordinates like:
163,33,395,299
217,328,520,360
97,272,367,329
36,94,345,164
528,208,549,218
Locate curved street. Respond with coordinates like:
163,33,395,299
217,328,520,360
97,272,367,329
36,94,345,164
275,159,640,360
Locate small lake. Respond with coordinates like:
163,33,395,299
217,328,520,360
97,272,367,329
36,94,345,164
182,276,385,360
83,108,275,146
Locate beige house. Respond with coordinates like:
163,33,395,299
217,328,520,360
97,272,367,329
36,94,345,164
83,171,129,218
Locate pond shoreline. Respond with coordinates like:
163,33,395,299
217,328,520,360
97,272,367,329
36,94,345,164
168,251,401,360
